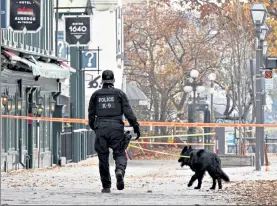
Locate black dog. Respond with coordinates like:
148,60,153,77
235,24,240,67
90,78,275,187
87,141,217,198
178,146,230,190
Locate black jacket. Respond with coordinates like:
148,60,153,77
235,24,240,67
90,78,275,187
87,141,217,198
88,83,139,129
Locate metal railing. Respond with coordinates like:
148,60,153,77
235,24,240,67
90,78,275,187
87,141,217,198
59,126,97,164
60,129,74,163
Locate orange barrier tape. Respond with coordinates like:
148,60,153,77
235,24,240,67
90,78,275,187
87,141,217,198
1,114,277,127
1,115,87,124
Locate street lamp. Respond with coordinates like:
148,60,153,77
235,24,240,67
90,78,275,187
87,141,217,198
184,69,205,147
250,3,267,26
251,2,268,171
50,99,56,113
263,42,268,56
37,105,44,117
7,97,13,112
32,103,38,116
1,94,8,106
260,24,269,41
196,85,205,93
190,69,199,79
17,97,22,112
184,86,193,93
37,96,44,117
32,103,43,117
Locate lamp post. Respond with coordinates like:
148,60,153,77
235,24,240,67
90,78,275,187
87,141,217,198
37,105,44,117
208,73,217,123
32,103,38,117
250,2,268,171
261,41,269,166
207,73,216,151
50,99,56,114
16,97,23,112
260,24,269,41
7,97,13,112
1,94,8,107
184,69,206,147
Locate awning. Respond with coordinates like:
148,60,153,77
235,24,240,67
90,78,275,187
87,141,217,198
34,61,71,79
2,49,73,79
3,50,33,68
126,83,148,106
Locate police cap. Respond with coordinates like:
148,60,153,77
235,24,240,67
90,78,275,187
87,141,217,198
102,70,114,81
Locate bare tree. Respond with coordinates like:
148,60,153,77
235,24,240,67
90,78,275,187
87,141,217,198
124,1,218,132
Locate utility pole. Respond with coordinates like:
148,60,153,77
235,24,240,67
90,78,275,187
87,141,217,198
250,2,268,171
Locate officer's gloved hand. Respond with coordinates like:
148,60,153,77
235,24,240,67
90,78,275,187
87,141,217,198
89,122,95,130
133,126,140,140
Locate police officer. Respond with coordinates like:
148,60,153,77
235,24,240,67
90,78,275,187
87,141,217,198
88,70,140,193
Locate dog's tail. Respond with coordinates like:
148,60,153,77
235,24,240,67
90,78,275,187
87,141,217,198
219,169,230,182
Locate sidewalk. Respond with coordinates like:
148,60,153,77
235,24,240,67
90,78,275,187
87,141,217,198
1,158,277,205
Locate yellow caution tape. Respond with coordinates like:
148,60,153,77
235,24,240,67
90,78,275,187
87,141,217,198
139,132,215,139
128,144,190,158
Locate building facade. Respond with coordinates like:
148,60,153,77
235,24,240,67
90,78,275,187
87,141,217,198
1,0,75,171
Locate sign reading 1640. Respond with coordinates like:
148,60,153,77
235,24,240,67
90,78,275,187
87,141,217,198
64,15,91,46
69,25,87,33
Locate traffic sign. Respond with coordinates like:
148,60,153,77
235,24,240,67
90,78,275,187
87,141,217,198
265,78,274,90
57,31,68,59
265,70,273,79
82,51,97,70
9,0,43,33
64,15,91,46
264,70,274,90
85,71,103,90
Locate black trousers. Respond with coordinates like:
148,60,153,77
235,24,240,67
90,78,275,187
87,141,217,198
94,121,127,189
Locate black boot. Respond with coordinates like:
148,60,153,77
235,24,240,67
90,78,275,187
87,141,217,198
115,170,124,190
101,188,111,193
